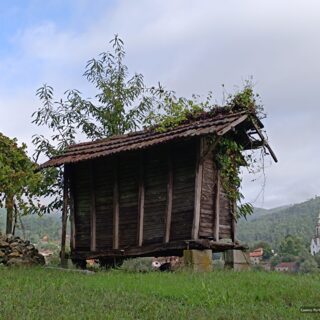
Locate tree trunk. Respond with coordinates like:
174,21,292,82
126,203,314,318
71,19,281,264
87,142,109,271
5,195,14,235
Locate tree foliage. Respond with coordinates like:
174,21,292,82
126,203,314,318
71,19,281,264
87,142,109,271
32,35,167,213
279,235,306,257
0,133,49,234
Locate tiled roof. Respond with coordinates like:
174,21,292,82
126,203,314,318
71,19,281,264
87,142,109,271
40,109,260,168
250,248,264,258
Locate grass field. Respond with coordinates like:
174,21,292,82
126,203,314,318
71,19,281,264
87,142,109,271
0,268,319,319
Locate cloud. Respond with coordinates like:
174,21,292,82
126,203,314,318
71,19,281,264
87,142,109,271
0,0,319,207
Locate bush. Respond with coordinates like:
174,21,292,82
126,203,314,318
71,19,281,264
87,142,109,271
299,258,318,274
120,257,154,273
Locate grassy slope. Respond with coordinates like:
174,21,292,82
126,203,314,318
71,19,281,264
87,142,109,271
0,268,318,319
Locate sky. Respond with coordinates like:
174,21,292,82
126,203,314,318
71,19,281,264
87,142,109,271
0,0,319,209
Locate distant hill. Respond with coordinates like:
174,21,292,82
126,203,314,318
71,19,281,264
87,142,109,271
244,205,292,222
237,197,320,249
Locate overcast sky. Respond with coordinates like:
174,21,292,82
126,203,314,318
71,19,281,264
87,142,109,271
0,0,319,209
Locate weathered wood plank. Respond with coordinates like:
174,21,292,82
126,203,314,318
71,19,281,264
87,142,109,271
164,151,173,243
192,138,204,240
231,201,236,242
113,158,119,249
69,166,76,251
214,172,220,241
61,166,69,266
137,153,145,246
73,162,91,250
90,162,96,252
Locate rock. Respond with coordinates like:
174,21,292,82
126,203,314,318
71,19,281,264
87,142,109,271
8,251,22,258
0,234,45,267
0,240,9,248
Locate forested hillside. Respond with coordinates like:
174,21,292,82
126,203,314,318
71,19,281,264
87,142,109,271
237,196,320,249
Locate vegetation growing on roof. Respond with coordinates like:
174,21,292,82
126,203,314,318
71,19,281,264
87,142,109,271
146,84,267,219
148,83,263,133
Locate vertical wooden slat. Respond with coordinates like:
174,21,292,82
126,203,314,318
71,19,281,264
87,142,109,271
164,151,173,243
231,201,236,243
192,138,204,240
69,166,76,251
137,153,145,246
60,166,69,266
90,162,96,252
113,158,119,249
214,171,221,242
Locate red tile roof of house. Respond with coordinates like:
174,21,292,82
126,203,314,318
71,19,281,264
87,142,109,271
250,248,263,258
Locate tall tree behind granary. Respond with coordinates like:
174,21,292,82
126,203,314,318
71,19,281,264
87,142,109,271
32,35,179,213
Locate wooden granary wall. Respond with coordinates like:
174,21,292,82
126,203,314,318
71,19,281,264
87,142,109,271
68,137,235,259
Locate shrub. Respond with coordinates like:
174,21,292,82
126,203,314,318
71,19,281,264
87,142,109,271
120,257,154,273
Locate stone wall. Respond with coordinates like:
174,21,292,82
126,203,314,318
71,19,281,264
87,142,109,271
0,234,45,267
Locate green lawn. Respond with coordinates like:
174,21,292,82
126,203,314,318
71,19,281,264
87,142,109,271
0,268,318,319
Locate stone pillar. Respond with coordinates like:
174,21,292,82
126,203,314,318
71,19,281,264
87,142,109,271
224,250,251,270
183,249,212,272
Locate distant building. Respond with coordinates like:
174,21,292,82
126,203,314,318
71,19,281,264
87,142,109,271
275,262,298,272
310,212,320,256
249,248,264,264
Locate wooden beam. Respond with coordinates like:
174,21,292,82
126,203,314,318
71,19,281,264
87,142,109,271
164,151,173,243
113,158,119,249
69,166,76,251
72,239,248,260
231,201,236,243
192,138,204,240
216,114,248,136
251,120,278,163
137,153,145,247
90,162,96,252
60,166,69,267
214,171,220,242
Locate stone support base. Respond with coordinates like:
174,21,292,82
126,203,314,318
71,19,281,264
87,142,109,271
183,249,212,272
224,250,251,270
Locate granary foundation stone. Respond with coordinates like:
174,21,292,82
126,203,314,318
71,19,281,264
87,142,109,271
183,249,212,272
224,249,251,270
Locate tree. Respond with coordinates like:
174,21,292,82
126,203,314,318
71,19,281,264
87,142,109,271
0,133,48,234
33,35,162,147
299,257,318,273
32,35,167,213
279,235,306,257
270,255,281,268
